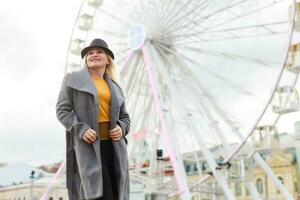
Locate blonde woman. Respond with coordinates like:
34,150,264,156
56,38,130,200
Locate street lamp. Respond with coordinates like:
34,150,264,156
29,170,35,200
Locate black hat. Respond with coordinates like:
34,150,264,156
81,38,114,60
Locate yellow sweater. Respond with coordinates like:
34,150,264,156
92,78,111,123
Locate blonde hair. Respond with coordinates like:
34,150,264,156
105,54,120,84
83,51,120,84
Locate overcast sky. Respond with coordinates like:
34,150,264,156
0,0,299,167
0,0,81,166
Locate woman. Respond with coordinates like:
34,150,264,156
56,38,130,200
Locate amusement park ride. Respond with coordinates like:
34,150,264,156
59,0,300,199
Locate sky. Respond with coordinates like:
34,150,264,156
0,0,81,166
0,0,299,167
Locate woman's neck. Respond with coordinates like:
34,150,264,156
88,67,106,79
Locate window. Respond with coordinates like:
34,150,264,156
59,198,63,200
278,177,284,184
201,162,208,171
193,163,198,172
277,177,284,194
185,164,191,173
49,197,54,200
256,178,264,194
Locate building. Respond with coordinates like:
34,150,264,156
183,122,300,200
0,164,67,200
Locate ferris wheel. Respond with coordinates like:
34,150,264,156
63,0,300,199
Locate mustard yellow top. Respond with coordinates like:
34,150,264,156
92,78,111,123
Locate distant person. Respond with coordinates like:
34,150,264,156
56,38,130,200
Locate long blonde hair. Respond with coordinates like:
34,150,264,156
105,54,120,84
83,51,120,84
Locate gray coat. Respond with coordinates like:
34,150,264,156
56,67,130,200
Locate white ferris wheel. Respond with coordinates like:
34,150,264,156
64,0,300,199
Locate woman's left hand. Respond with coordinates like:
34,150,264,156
109,125,123,141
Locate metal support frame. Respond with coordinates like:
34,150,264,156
142,43,192,199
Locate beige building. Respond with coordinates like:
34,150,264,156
233,151,299,200
182,128,300,200
0,171,67,200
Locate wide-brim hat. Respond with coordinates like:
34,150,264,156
81,38,114,60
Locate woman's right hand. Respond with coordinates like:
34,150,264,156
82,128,97,144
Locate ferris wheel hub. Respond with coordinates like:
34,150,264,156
127,24,146,50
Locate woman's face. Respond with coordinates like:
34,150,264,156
86,48,109,69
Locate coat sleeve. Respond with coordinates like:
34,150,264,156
116,101,130,138
56,73,91,139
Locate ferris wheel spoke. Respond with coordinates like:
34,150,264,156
174,31,288,46
174,24,288,47
176,51,269,106
139,0,156,19
173,60,239,153
125,57,144,97
127,73,147,106
153,41,270,108
124,59,142,95
91,29,127,39
173,20,289,40
161,0,209,35
183,73,244,142
152,44,233,154
131,95,152,132
158,0,194,32
177,45,281,67
161,0,216,36
128,82,148,121
149,43,231,153
167,0,251,39
171,0,287,43
155,42,250,95
142,43,193,197
112,46,132,61
200,0,251,21
109,42,128,48
194,0,286,36
129,5,151,25
171,53,246,141
176,55,264,145
144,59,236,198
118,51,135,77
154,0,178,25
155,0,184,29
96,8,132,28
135,95,154,131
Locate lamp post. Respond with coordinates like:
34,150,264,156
29,170,35,200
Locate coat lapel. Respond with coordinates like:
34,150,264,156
66,67,101,168
66,67,99,103
104,73,121,129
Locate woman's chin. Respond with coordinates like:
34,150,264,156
88,65,106,69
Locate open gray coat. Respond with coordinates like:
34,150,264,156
56,67,130,200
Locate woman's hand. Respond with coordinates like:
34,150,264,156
109,125,123,141
82,128,97,144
